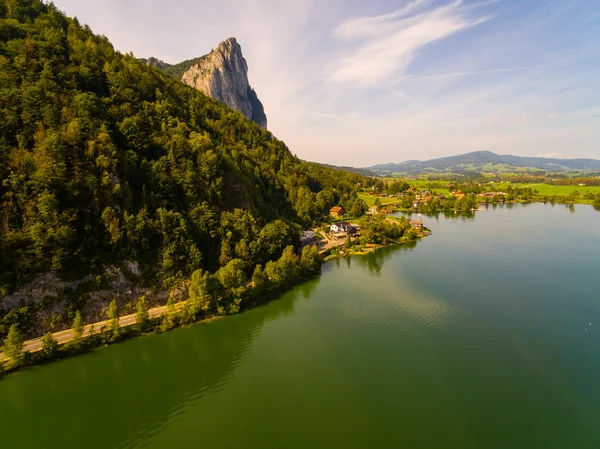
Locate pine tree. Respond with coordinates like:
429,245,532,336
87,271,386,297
135,296,149,331
2,324,24,365
108,300,120,340
345,234,352,248
73,311,84,341
161,297,177,332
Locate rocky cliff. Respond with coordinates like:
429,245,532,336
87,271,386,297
181,38,267,129
141,38,267,128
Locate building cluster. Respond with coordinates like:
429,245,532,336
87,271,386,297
330,222,358,238
477,192,506,198
408,219,423,228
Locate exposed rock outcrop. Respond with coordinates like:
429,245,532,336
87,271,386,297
140,56,169,70
181,38,267,129
1,262,188,338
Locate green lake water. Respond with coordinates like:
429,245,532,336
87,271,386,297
1,203,599,448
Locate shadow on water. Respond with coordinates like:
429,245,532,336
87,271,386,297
0,277,316,449
343,240,418,276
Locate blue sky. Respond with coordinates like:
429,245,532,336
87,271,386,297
50,0,600,166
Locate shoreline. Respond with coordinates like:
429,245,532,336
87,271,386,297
322,233,429,262
0,233,429,377
0,270,322,377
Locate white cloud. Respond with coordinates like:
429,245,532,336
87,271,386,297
327,0,491,86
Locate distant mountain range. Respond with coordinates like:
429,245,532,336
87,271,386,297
365,151,600,175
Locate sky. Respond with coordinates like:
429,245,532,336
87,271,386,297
50,0,600,166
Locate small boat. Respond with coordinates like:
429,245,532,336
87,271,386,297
448,220,452,223
417,213,422,216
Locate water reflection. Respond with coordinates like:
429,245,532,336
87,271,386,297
0,284,308,449
394,210,476,221
347,240,418,276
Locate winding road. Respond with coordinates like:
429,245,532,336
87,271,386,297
0,302,184,361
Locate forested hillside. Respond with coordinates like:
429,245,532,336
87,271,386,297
0,0,367,337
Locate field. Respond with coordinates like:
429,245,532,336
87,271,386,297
374,179,600,205
509,183,600,197
392,178,600,198
406,180,452,194
357,193,399,207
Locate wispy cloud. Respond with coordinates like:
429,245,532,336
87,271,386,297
403,66,544,81
328,0,491,86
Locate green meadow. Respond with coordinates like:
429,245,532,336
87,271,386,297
357,193,399,207
510,183,600,197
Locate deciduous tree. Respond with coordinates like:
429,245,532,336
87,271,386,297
41,332,59,356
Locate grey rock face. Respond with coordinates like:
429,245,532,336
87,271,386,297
181,38,267,129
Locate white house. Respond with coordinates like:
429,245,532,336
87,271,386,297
330,222,357,235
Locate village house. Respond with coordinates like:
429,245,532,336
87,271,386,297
368,206,378,214
330,222,357,236
300,230,317,246
329,206,344,218
409,219,423,228
412,200,420,209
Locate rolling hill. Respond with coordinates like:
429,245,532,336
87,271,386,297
367,151,600,175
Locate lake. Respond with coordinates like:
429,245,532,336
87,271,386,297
1,203,599,448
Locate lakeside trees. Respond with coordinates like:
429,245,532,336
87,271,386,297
188,244,322,321
358,215,412,245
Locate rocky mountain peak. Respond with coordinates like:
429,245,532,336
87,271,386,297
181,38,267,129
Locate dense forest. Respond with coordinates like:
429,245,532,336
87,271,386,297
0,0,369,339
